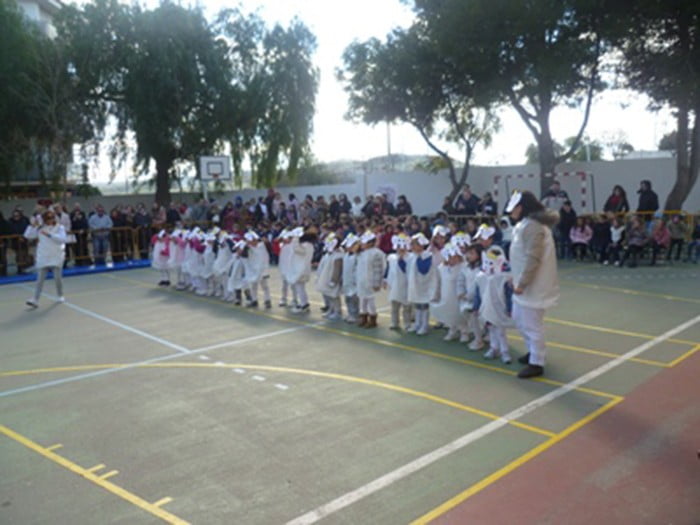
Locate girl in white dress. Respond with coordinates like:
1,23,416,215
406,232,439,335
150,229,171,286
315,233,343,320
24,210,69,307
355,231,386,328
340,233,360,323
384,233,412,331
431,244,465,341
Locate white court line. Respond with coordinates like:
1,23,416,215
0,324,315,398
17,284,190,354
285,312,700,525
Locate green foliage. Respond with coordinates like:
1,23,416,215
619,1,700,209
339,25,499,199
411,0,607,178
658,131,677,152
216,11,318,189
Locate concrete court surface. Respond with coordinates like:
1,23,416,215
1,261,699,524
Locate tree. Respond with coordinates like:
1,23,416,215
216,11,318,189
412,0,608,192
620,1,700,210
658,131,677,152
0,0,42,193
525,142,563,165
339,26,499,202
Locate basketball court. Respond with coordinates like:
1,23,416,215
1,262,699,524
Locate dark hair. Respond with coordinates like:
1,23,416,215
519,191,545,218
612,184,627,198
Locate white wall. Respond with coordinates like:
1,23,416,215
3,157,699,219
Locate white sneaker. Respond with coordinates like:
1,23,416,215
459,333,470,343
344,316,358,324
406,324,417,333
416,327,428,335
26,299,38,309
500,350,512,364
483,347,500,360
57,296,65,303
326,312,342,321
603,260,609,266
468,339,484,351
278,300,287,307
443,330,459,342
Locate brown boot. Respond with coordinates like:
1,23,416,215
357,314,368,327
365,315,378,328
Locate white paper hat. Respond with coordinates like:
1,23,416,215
244,231,260,242
157,229,167,239
360,231,376,244
505,191,523,213
432,224,449,238
290,227,304,238
451,231,471,247
474,223,496,241
411,232,430,247
341,233,359,249
392,233,411,250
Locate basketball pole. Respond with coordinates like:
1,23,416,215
201,176,209,203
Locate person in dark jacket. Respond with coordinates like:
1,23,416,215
0,211,10,276
479,192,498,216
637,180,659,216
395,195,413,216
9,209,30,273
591,215,612,263
70,208,90,266
109,208,127,262
166,202,181,225
453,185,480,216
556,201,577,259
603,185,630,214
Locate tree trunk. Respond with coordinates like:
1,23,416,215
154,156,172,206
664,106,699,211
537,123,558,197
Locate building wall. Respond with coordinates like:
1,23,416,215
2,158,699,219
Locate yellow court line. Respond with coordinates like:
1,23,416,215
544,316,699,347
411,396,625,525
46,443,63,451
562,280,700,305
0,362,556,438
100,470,119,480
0,424,189,525
154,497,173,508
507,335,670,368
102,273,621,401
86,463,106,473
666,344,700,368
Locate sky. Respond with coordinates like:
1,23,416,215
89,0,676,183
224,0,675,165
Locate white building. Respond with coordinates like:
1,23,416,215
17,0,62,38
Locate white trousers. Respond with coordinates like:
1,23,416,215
294,282,308,306
512,302,547,366
360,296,376,315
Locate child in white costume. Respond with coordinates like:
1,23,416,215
340,233,360,323
181,228,201,291
226,240,247,305
211,233,234,298
384,233,412,331
197,233,217,296
407,232,439,335
277,230,298,308
431,244,465,341
150,229,171,286
456,243,485,348
243,231,271,308
356,231,386,329
168,229,187,289
475,245,514,364
288,227,314,314
315,233,344,320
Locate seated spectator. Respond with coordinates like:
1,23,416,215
479,192,498,216
591,215,612,263
650,217,671,266
569,217,592,261
620,216,648,268
454,185,480,215
557,200,577,259
667,214,687,262
395,195,413,216
686,218,700,263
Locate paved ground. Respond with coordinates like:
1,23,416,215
1,261,699,524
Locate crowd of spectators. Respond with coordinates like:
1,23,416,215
1,180,699,276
